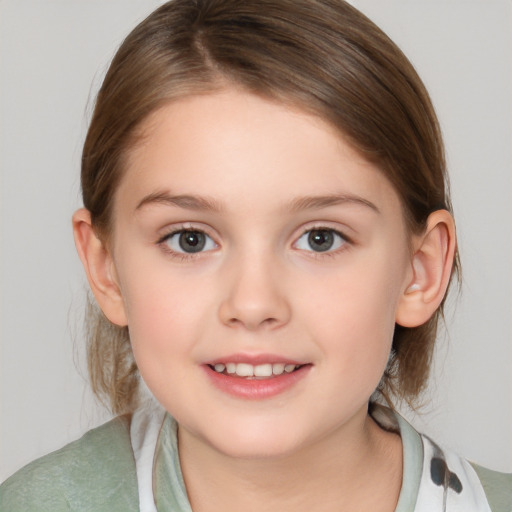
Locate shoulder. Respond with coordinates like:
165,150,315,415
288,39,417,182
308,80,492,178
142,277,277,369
0,415,139,512
374,405,512,511
471,463,512,512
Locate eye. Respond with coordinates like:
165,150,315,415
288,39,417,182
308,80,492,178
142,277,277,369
163,229,216,254
295,228,346,253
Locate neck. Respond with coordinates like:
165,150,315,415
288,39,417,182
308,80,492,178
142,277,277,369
177,410,402,512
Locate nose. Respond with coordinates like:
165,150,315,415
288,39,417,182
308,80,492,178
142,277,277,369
217,252,291,331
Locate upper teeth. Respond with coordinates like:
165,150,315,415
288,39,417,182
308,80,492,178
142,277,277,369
213,362,298,377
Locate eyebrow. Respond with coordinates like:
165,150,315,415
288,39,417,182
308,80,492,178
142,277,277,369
135,191,224,212
287,194,380,213
135,190,379,214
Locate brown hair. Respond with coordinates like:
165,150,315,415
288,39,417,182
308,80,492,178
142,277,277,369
82,0,459,414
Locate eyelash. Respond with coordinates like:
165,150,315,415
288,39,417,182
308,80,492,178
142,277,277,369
156,225,351,261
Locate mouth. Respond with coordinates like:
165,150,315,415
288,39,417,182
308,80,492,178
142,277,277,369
203,358,312,399
207,362,305,379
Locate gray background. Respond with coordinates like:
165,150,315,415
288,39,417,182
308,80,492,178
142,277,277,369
1,0,511,480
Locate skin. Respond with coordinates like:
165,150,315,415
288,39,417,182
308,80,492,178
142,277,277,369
74,89,456,512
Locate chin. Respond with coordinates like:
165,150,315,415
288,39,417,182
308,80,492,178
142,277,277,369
154,400,289,458
215,435,301,460
195,419,306,460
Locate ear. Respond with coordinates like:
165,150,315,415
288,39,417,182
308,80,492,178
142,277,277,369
72,208,128,326
395,210,456,328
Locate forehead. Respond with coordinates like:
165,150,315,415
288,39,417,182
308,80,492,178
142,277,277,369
116,89,403,219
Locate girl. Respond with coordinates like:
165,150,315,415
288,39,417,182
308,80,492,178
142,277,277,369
1,0,510,510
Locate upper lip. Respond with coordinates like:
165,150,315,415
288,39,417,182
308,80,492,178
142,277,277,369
204,353,306,366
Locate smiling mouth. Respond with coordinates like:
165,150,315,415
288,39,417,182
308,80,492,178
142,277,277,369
207,362,305,379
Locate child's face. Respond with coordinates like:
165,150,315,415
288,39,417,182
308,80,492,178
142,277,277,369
110,89,413,458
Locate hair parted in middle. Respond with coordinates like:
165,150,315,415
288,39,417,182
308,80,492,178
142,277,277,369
81,0,459,414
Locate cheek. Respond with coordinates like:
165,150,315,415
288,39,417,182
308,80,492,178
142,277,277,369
120,272,210,404
297,253,405,372
303,257,403,332
117,262,211,363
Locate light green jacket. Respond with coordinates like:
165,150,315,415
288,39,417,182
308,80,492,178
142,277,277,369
1,415,511,511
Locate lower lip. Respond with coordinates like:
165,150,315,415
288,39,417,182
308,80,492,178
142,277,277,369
203,365,311,400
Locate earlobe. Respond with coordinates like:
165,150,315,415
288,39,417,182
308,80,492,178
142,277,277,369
395,210,456,328
72,208,128,326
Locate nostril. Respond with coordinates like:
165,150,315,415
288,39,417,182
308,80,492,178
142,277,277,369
226,315,280,330
217,281,292,330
